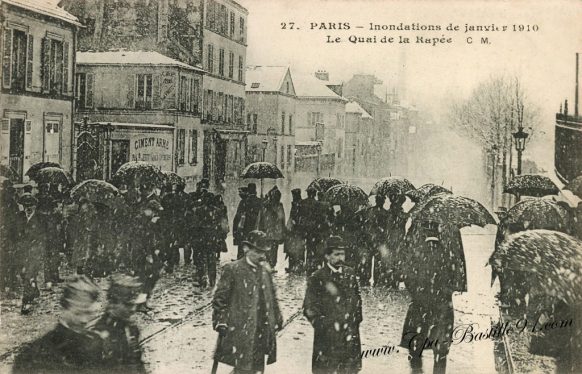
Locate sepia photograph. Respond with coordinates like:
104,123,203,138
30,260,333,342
0,0,581,373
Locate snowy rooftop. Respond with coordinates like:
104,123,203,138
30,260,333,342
77,51,205,72
246,66,290,92
293,73,345,100
4,0,82,26
345,101,373,119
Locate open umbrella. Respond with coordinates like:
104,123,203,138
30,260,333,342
492,230,582,305
32,167,74,187
370,176,415,197
70,179,120,209
504,174,560,197
405,183,452,203
162,171,186,189
326,184,368,210
410,194,497,228
564,175,582,198
0,164,19,182
307,177,343,193
25,162,62,181
506,198,573,233
112,161,163,189
240,162,284,197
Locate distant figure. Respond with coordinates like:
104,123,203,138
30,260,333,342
303,236,363,374
297,188,327,275
258,186,286,269
12,276,103,373
212,230,283,373
385,193,408,287
361,195,391,286
284,188,306,274
233,183,262,259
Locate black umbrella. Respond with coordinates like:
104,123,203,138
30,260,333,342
240,162,284,197
112,161,163,189
70,179,121,209
506,198,573,233
162,171,186,189
370,176,415,197
564,175,582,198
492,230,582,305
504,174,560,197
0,164,19,182
410,194,497,228
32,167,74,187
307,177,343,193
406,183,452,203
326,184,368,210
25,162,62,181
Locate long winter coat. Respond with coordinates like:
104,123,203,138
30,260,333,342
15,212,46,279
212,258,283,370
284,200,305,259
303,265,363,373
232,195,263,246
258,201,286,244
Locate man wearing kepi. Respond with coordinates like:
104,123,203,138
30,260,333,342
303,236,363,374
212,230,284,373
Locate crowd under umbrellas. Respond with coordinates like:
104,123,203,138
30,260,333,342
1,160,582,373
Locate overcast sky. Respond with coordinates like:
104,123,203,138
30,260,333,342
239,0,582,170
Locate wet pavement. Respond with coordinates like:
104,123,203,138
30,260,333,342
0,228,551,373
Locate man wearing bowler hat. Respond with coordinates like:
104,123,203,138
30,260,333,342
303,236,363,374
212,230,283,373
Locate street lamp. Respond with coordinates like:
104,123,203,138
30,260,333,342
261,138,268,162
512,126,529,175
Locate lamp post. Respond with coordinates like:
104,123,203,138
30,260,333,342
316,141,322,177
512,127,528,175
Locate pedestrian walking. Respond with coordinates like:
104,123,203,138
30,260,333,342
233,183,262,259
361,195,391,286
0,180,20,295
12,276,104,373
297,188,327,275
188,179,211,265
37,195,64,287
284,188,306,274
385,193,408,287
303,236,363,374
212,230,284,374
93,274,147,374
258,186,286,269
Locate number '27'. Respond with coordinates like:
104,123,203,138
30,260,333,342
281,22,295,29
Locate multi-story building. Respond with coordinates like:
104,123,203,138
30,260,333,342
75,51,204,183
62,0,248,187
245,65,296,174
1,0,80,182
294,73,346,176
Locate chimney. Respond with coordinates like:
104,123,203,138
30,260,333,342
314,70,329,81
575,53,579,117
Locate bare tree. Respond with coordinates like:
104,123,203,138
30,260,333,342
448,75,540,209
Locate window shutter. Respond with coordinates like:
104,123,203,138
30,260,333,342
26,34,33,90
152,74,161,109
62,42,69,95
127,74,136,108
2,28,13,89
41,37,51,92
86,73,94,108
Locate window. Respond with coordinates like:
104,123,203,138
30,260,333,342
207,0,216,30
230,11,235,37
337,138,343,158
191,77,200,114
207,44,214,73
315,123,324,141
135,74,153,109
252,114,258,134
208,89,214,120
203,89,210,119
247,113,251,130
177,128,186,165
289,114,293,134
179,76,188,111
238,56,243,82
286,81,290,94
189,129,198,164
75,73,94,109
3,29,27,92
239,16,245,42
280,146,285,168
218,48,225,76
221,5,227,34
250,82,259,89
287,145,292,169
218,92,224,121
228,52,234,79
308,112,323,127
281,112,285,135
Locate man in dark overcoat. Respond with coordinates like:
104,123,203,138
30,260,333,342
233,183,263,259
297,188,327,275
212,230,284,373
303,236,363,374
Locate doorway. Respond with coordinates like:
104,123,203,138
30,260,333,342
9,118,25,182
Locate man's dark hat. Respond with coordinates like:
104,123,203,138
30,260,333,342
326,236,346,251
242,230,270,251
19,193,38,207
247,183,257,195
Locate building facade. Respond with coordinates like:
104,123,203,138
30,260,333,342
245,66,296,175
555,101,582,183
344,100,373,177
1,0,80,182
75,51,204,184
